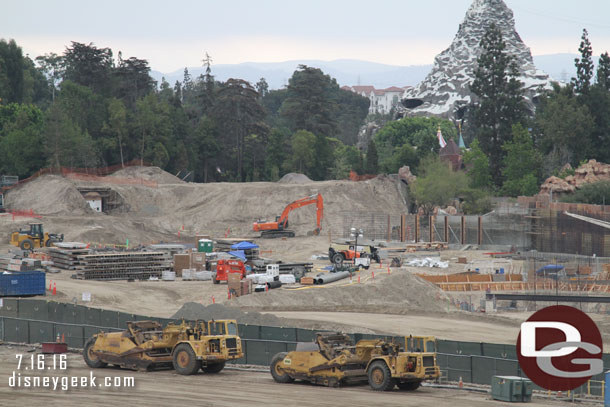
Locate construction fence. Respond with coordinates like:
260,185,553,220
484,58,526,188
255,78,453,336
0,299,608,396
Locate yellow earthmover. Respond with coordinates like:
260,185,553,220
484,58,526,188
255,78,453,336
84,319,242,375
270,332,440,391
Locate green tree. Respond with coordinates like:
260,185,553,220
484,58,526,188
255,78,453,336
0,39,24,103
194,115,220,182
255,77,269,99
381,143,419,174
410,156,469,215
501,124,542,196
333,143,362,179
288,130,316,174
365,139,379,174
212,79,268,181
0,104,46,177
572,29,594,94
597,52,610,91
133,93,172,166
35,52,64,101
264,127,290,180
470,23,526,186
62,42,113,95
560,181,610,205
102,98,128,167
114,54,155,107
280,65,338,138
463,139,492,190
535,83,595,170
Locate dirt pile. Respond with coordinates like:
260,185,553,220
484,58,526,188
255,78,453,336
278,173,312,184
540,159,610,194
111,166,185,184
172,302,287,326
228,271,450,314
4,175,92,216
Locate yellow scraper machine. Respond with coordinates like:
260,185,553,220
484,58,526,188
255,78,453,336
270,332,440,391
83,319,242,375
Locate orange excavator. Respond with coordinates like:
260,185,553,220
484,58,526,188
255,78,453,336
253,193,323,238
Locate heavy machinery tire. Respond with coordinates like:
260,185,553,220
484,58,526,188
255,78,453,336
397,381,421,391
173,344,201,375
368,360,396,391
213,276,220,284
332,253,344,265
202,361,225,373
270,352,294,383
20,239,34,251
83,337,108,369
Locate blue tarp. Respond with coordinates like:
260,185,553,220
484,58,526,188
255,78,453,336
536,264,565,274
231,241,259,250
228,250,246,260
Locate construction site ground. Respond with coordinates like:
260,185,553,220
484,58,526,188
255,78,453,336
0,344,576,407
1,167,610,356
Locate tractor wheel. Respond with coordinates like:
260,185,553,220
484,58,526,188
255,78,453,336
332,253,344,265
45,239,54,247
270,352,294,383
83,337,108,369
202,361,225,373
213,278,220,285
20,239,34,251
173,344,201,375
368,360,396,391
397,381,421,391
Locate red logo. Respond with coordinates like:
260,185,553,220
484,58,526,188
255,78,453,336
517,305,603,391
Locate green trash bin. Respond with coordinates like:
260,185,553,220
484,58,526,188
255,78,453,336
491,376,530,402
198,239,213,253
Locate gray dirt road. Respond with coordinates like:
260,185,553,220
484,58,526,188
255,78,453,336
0,345,572,407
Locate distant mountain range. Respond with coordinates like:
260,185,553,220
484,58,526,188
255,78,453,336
149,54,597,90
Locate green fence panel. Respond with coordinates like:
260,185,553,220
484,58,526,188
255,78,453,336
47,302,69,323
438,340,459,354
54,323,85,348
260,326,296,342
72,305,87,325
83,307,101,327
4,318,29,343
440,354,472,383
481,342,516,359
457,341,483,356
29,321,55,343
100,310,119,328
239,324,260,339
296,328,316,343
245,340,267,365
495,358,520,377
17,299,48,320
134,314,151,321
0,317,3,340
0,298,19,317
118,312,136,327
83,325,110,342
471,356,494,385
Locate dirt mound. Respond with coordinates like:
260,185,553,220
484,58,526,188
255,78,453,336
4,175,92,216
172,302,287,326
111,166,184,184
228,271,449,314
278,173,312,184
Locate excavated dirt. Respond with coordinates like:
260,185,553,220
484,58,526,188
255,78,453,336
230,270,450,313
172,303,287,325
278,172,312,184
4,175,93,216
110,165,185,184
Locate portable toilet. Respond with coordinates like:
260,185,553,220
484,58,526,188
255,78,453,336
198,239,213,253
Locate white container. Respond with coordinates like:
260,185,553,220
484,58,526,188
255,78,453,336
266,264,280,277
182,269,194,280
279,274,296,284
162,271,176,281
194,271,213,281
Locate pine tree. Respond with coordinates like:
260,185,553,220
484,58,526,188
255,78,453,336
470,23,526,187
365,139,379,174
597,51,610,91
573,29,594,94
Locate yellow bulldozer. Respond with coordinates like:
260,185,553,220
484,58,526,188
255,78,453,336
270,332,440,391
10,223,64,251
84,319,243,375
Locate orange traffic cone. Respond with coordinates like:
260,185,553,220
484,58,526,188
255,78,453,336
372,271,375,280
227,289,231,300
379,260,382,269
52,282,56,296
56,333,60,343
358,274,361,284
49,281,52,291
61,334,65,343
459,376,463,388
387,266,391,275
212,296,215,304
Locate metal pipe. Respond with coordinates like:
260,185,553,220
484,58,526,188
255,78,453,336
315,271,351,285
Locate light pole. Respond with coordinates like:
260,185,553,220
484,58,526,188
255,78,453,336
350,227,363,266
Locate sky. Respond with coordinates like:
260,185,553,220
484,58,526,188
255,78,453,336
2,0,610,73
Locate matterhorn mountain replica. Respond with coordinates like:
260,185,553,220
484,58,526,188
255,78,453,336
403,0,552,118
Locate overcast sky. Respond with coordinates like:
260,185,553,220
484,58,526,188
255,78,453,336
3,0,610,73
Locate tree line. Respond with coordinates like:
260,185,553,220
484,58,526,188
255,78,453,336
0,40,370,182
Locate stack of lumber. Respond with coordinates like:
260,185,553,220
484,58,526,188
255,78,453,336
0,256,42,272
49,244,91,270
74,251,171,280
